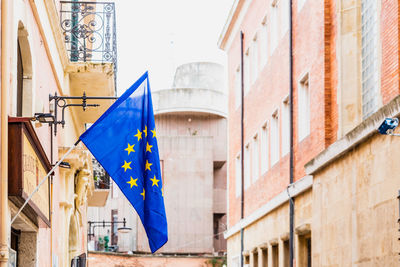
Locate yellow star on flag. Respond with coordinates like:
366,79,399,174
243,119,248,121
145,160,152,171
121,161,132,172
151,129,156,138
146,142,153,153
124,143,135,155
150,175,160,187
143,125,148,137
134,129,142,141
141,188,145,200
127,177,138,188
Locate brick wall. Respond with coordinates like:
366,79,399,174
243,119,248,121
225,0,330,227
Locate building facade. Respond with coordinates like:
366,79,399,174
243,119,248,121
219,0,400,266
87,62,228,256
0,0,117,266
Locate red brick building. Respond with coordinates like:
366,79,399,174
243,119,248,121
219,0,400,266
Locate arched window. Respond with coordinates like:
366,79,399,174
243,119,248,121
16,22,33,117
17,40,23,116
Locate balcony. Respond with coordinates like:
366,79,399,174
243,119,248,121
88,158,110,207
60,1,117,127
60,1,117,68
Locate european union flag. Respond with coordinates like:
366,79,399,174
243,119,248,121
80,72,168,253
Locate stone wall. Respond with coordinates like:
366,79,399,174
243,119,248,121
312,133,400,266
226,190,312,267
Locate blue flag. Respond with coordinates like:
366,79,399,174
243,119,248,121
80,72,168,253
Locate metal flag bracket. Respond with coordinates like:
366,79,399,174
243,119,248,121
47,92,118,135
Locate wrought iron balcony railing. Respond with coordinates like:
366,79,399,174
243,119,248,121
92,158,110,190
60,1,117,79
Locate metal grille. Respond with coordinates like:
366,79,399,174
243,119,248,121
361,0,378,118
60,1,117,85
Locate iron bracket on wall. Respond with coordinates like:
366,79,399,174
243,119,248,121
49,92,118,135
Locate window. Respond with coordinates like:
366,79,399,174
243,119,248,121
252,134,259,182
270,1,279,53
279,0,289,37
111,181,119,198
282,96,290,155
16,25,33,117
244,49,251,94
260,16,269,66
361,0,379,118
272,244,279,267
271,111,280,166
244,253,250,266
297,0,307,12
251,35,259,84
235,153,242,197
283,240,290,267
298,234,311,267
244,144,251,189
235,65,241,109
213,213,224,239
111,209,118,245
307,238,311,267
261,248,268,267
261,123,269,173
298,74,310,141
253,249,259,267
17,41,23,117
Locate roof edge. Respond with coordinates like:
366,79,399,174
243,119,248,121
217,0,243,50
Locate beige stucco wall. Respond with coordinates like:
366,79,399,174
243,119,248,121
312,133,400,266
5,0,114,266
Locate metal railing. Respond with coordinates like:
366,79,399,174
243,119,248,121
60,1,117,85
92,158,110,189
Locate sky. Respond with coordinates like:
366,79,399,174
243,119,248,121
114,0,234,93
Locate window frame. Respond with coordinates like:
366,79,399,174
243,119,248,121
260,121,269,174
270,109,280,166
298,73,310,141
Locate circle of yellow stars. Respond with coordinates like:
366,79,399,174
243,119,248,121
121,127,162,200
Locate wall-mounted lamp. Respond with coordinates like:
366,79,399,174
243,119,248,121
117,218,132,233
117,226,132,234
378,118,399,135
34,113,55,124
88,217,132,238
58,161,71,169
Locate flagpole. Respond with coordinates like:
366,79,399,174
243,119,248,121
10,139,81,225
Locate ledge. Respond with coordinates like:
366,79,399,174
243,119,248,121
152,88,227,118
305,95,400,175
224,175,313,239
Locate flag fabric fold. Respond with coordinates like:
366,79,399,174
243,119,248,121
80,72,168,253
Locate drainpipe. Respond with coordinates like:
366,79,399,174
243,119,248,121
289,0,295,267
0,0,11,265
50,124,54,266
240,31,245,267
